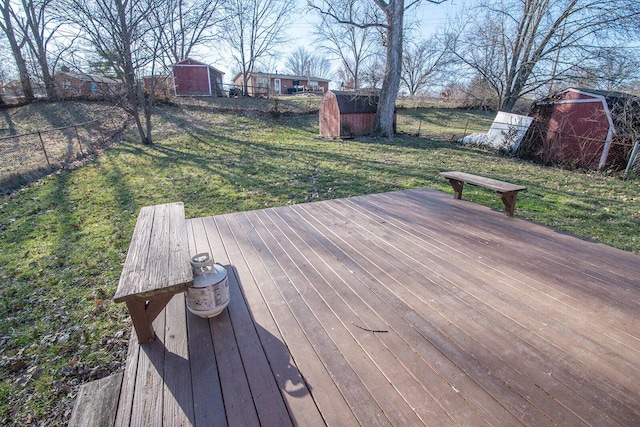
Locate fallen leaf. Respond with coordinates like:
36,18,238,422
10,360,27,372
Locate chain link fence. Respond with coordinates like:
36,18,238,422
0,105,130,194
624,141,640,179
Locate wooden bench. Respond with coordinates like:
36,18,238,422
440,171,527,217
114,202,193,343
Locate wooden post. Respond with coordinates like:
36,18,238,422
624,140,640,179
38,132,51,167
74,126,85,157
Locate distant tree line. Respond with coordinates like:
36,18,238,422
308,0,640,136
1,0,639,143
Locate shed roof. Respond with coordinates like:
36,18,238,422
331,91,380,114
174,59,224,75
55,71,121,85
572,88,639,104
542,88,640,134
543,88,640,110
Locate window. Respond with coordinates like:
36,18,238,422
257,77,269,88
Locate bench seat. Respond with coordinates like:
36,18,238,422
114,202,193,343
440,171,527,216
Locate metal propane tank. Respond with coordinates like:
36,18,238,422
186,252,230,318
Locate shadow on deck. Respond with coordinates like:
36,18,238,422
89,188,640,426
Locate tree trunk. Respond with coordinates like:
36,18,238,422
122,62,152,145
142,85,154,146
0,1,34,101
129,83,152,146
243,74,250,96
115,0,152,146
21,0,57,100
36,54,56,100
128,83,152,146
14,46,34,101
375,0,403,139
500,64,533,112
33,40,56,100
500,95,518,113
131,106,152,145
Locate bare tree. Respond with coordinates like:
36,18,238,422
361,54,385,89
464,73,499,110
150,0,224,65
401,35,451,96
569,46,640,92
313,7,379,91
222,0,294,96
450,0,640,112
335,59,356,89
0,41,7,104
14,0,64,100
309,0,447,138
285,46,332,79
0,0,34,101
69,0,160,145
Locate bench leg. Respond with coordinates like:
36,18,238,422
499,191,519,217
446,179,464,199
125,300,155,344
125,293,175,344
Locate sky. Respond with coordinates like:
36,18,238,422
206,0,473,85
0,0,471,86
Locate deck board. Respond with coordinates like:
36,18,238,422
185,218,226,427
286,201,557,425
162,294,193,426
220,214,354,426
246,208,428,426
115,188,640,426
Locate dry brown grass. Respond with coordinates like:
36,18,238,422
0,101,130,194
0,95,324,195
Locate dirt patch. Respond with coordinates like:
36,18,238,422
175,93,322,114
0,101,131,195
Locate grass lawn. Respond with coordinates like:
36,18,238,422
0,97,638,425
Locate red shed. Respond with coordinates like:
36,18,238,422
528,88,639,169
172,59,224,96
320,91,395,138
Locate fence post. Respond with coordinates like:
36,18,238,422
74,126,85,157
624,140,640,179
38,132,51,167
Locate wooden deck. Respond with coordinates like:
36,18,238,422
114,188,640,426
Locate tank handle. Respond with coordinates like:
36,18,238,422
191,252,214,269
